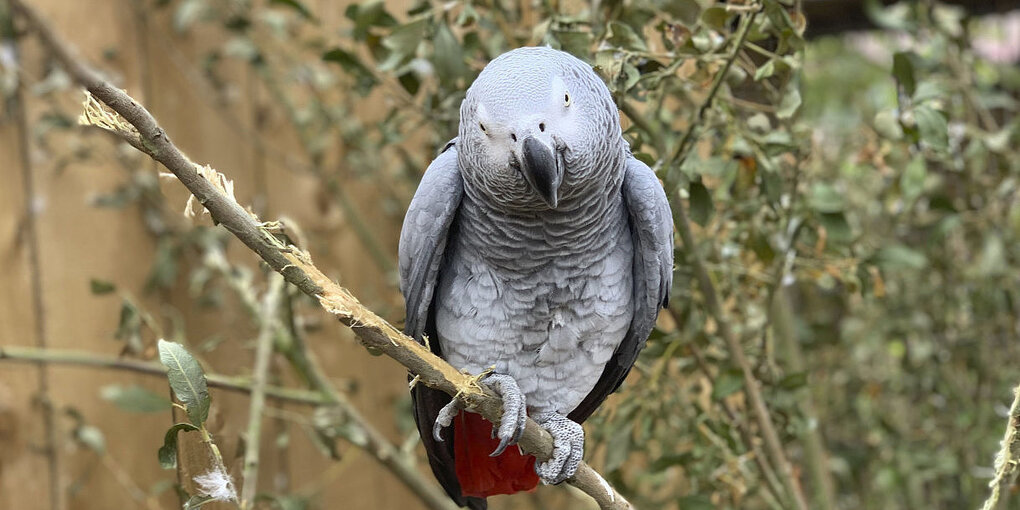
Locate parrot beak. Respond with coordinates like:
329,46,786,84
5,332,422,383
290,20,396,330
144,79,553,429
520,136,562,208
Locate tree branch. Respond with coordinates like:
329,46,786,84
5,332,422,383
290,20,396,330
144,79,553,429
10,2,630,508
0,346,330,406
5,3,61,506
240,273,284,509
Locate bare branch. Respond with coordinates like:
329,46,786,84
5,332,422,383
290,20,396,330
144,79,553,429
240,273,285,509
5,10,61,507
9,1,631,508
0,346,330,406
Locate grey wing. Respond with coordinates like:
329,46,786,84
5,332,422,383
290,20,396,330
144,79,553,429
568,155,674,423
400,141,486,509
399,139,462,340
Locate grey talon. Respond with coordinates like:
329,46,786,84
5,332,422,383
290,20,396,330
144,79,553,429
532,411,585,485
482,373,528,454
490,436,512,457
432,398,464,442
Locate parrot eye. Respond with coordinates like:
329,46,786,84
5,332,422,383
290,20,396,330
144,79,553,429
564,92,572,107
479,122,487,133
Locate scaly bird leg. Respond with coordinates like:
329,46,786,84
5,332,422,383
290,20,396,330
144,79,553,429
532,411,584,485
432,372,528,457
483,373,528,456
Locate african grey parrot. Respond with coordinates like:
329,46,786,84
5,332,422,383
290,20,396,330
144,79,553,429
399,46,673,509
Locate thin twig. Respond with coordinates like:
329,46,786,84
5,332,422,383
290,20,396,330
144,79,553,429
5,7,61,507
240,273,285,509
0,346,330,406
685,334,787,508
10,2,631,508
668,6,760,169
981,383,1020,510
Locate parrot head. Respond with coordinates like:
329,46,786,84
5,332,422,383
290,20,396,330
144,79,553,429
458,47,623,211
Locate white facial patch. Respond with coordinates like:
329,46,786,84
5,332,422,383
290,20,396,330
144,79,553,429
549,76,568,110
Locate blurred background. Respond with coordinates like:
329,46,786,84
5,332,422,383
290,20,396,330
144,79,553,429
1,0,1019,509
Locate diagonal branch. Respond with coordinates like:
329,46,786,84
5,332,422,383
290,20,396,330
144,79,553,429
9,1,630,508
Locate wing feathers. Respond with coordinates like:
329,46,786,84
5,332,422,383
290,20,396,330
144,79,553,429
568,156,674,423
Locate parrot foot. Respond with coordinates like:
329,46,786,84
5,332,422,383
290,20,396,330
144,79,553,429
483,373,528,457
532,412,584,485
430,373,528,457
432,398,464,442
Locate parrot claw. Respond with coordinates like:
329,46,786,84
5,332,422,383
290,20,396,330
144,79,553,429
483,373,528,457
532,412,585,485
433,398,464,442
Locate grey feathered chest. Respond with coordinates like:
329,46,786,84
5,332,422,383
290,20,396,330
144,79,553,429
433,158,635,414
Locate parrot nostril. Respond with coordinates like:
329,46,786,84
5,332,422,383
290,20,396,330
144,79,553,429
539,123,545,132
510,133,518,142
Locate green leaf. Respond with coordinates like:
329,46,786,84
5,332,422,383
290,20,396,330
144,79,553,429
101,384,172,413
892,52,916,97
876,244,928,271
344,1,396,40
114,299,143,353
552,30,592,57
776,84,802,119
873,110,903,140
432,22,466,85
158,422,200,469
269,0,313,19
607,21,647,51
900,156,926,201
779,371,809,390
700,6,730,31
808,183,845,213
157,339,210,426
914,106,948,151
713,369,744,400
913,80,946,103
754,59,775,81
688,181,714,226
379,19,428,71
819,212,852,243
322,47,378,95
90,279,116,295
864,0,913,31
604,424,632,473
663,0,701,25
973,236,1006,277
618,62,641,92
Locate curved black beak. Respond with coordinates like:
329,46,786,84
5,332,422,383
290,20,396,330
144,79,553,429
521,136,562,208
